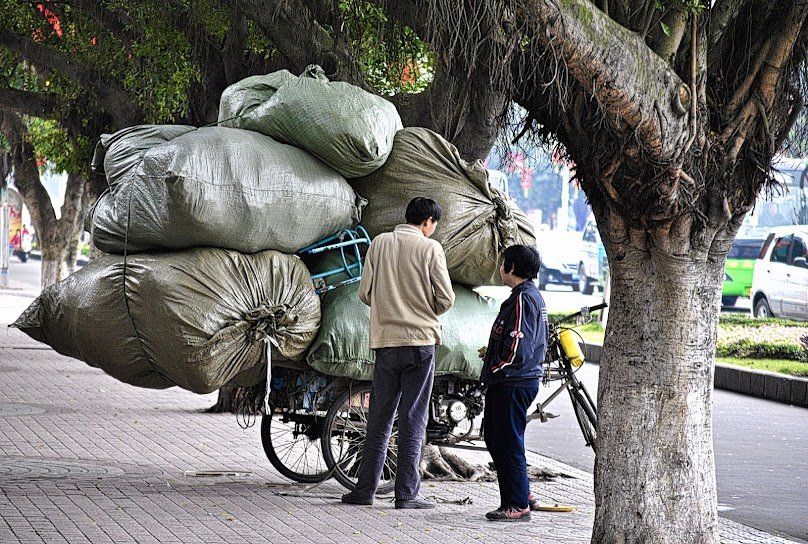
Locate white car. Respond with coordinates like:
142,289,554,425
750,226,808,320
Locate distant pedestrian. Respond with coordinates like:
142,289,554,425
480,245,548,522
342,197,455,509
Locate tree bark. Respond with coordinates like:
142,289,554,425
593,228,724,544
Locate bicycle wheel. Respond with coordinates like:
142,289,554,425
261,411,330,483
567,376,598,452
321,385,397,495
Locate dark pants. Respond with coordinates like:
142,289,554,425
354,345,435,500
483,383,539,510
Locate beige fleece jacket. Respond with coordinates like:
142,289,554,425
358,224,455,349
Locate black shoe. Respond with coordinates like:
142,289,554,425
342,491,373,506
395,496,436,509
486,507,531,522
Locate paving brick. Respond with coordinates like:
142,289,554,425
0,315,797,544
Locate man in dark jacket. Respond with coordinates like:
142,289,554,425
481,245,547,522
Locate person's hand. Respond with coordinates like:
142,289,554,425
478,346,487,360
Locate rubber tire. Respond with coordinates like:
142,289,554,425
538,269,549,290
721,296,738,307
754,297,773,319
17,252,28,263
261,413,330,484
578,264,594,295
568,373,597,453
321,386,396,495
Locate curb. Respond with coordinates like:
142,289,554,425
581,342,808,408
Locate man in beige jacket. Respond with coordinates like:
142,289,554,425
342,197,455,509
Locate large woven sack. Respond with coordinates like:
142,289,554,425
306,283,497,381
89,126,365,254
217,70,297,127
227,65,402,178
11,249,320,394
352,127,536,286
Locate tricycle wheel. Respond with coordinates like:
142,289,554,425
261,411,330,483
321,384,396,495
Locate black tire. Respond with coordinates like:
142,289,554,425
321,385,396,495
721,296,738,307
754,296,773,319
578,264,594,295
539,268,549,290
567,374,597,452
261,412,330,483
18,252,28,263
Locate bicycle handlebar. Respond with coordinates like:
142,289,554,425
553,302,608,326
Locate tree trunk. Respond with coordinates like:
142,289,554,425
593,240,724,543
40,241,69,289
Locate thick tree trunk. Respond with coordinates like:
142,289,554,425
593,241,724,543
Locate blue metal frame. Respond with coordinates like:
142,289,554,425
297,227,371,294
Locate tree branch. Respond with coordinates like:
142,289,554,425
0,28,143,127
221,0,371,90
708,0,747,49
513,0,691,162
69,0,140,49
0,88,62,119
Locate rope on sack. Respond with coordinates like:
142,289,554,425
490,191,517,249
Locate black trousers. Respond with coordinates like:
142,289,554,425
354,345,435,500
484,383,539,510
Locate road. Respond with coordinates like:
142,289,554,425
524,359,808,543
4,260,806,541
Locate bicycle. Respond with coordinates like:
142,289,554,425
529,302,606,452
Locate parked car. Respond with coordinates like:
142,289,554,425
750,226,808,320
721,237,767,306
536,230,581,290
577,219,604,295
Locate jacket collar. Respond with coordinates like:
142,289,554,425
394,224,424,236
511,279,537,293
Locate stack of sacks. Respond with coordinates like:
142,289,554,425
14,65,403,393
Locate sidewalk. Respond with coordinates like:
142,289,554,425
0,296,798,544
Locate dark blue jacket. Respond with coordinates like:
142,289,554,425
480,281,547,386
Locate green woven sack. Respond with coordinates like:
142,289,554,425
231,65,402,178
89,126,365,254
217,70,297,127
12,249,320,394
305,282,497,381
352,127,536,286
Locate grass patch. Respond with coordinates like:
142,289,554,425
717,357,808,378
718,314,807,328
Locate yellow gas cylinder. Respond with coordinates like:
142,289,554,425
558,329,585,368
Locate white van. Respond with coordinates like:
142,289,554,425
750,226,808,320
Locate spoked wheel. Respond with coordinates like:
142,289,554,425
321,385,397,494
567,373,598,452
261,411,330,483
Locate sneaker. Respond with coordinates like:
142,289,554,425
395,496,436,509
341,491,373,506
528,493,540,511
486,506,531,522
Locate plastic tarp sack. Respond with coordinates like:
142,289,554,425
11,249,320,394
306,283,497,381
224,65,402,178
352,127,536,286
89,125,365,254
217,70,297,127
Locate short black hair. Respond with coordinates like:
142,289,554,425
405,197,442,225
503,245,542,279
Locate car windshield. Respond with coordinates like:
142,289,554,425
727,239,765,259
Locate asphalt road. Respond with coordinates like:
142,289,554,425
4,260,806,541
524,363,808,543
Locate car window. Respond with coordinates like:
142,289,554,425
583,225,596,243
770,236,792,263
728,239,766,259
789,236,807,265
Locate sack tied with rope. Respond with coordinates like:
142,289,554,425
305,282,498,381
351,127,536,287
218,64,402,178
89,125,365,255
11,249,320,394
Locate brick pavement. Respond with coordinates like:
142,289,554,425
0,292,798,544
